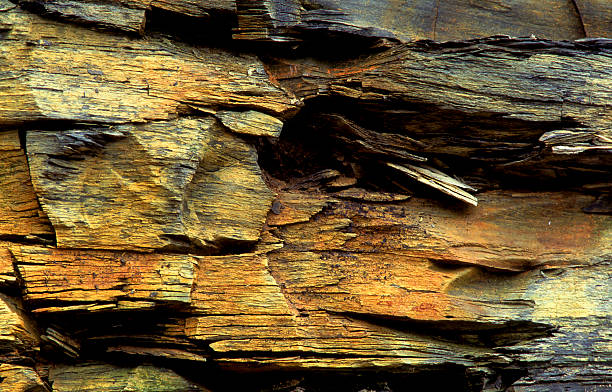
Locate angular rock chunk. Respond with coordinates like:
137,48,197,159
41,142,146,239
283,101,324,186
26,117,274,251
0,365,48,392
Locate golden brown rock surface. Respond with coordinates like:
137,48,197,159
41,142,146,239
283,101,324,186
49,363,207,392
0,364,48,392
26,118,274,251
0,131,52,239
0,4,296,125
0,0,610,391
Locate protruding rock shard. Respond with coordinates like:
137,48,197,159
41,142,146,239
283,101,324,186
216,110,284,138
388,162,478,206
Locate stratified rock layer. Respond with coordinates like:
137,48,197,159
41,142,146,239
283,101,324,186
0,0,610,391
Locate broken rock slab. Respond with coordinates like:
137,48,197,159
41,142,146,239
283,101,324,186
26,117,275,252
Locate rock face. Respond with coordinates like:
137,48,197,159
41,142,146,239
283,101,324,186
26,118,274,251
0,0,610,391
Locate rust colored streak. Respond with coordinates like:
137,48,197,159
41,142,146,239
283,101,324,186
328,64,380,78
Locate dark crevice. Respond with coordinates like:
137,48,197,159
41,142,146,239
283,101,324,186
158,234,258,256
12,130,58,247
181,363,480,392
144,6,237,50
0,233,54,245
13,119,114,132
412,36,612,55
326,311,554,348
264,32,399,61
257,95,611,199
569,0,588,38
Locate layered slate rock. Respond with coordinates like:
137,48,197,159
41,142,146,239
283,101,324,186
49,363,207,392
183,254,501,370
267,190,611,272
16,0,609,43
0,1,610,390
16,0,148,34
9,188,610,373
12,246,195,312
16,0,236,34
0,131,52,239
0,294,40,363
0,244,18,287
0,3,296,125
26,118,274,251
270,37,612,133
233,0,590,42
263,189,611,330
266,37,612,200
